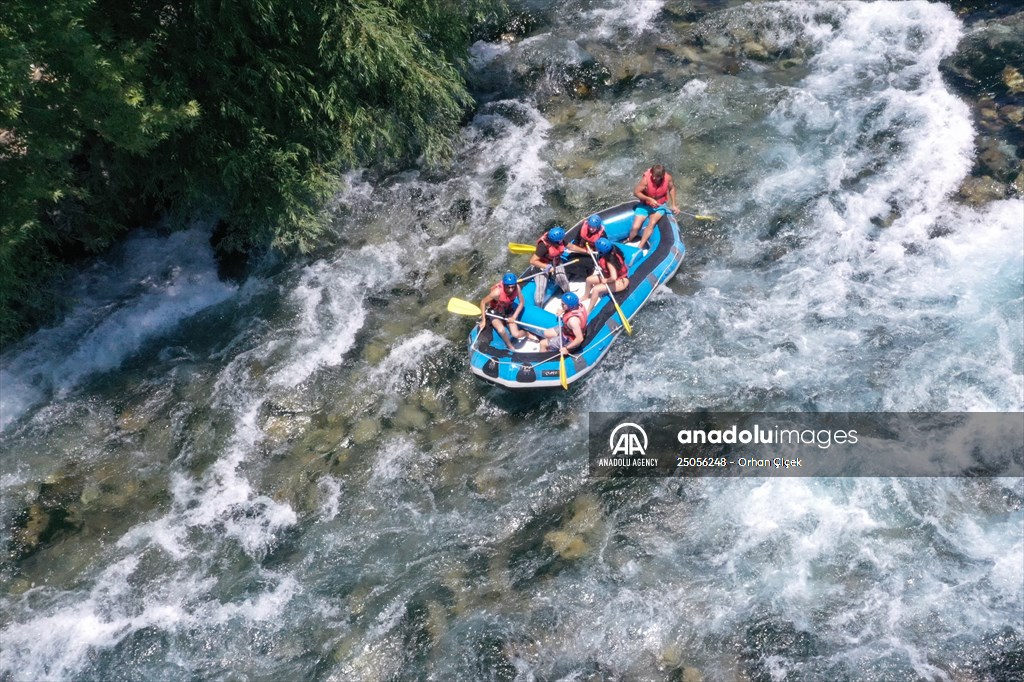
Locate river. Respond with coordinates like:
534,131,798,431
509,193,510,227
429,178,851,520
2,1,1022,680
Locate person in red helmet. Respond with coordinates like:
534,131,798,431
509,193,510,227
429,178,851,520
479,272,528,349
627,164,679,250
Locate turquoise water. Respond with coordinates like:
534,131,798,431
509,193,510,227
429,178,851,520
2,1,1022,679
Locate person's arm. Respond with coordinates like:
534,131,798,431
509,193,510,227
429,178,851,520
633,177,656,207
479,290,496,327
512,286,525,318
668,178,679,213
529,243,550,271
564,319,585,353
607,261,619,282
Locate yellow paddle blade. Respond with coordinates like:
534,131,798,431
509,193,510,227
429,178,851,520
694,214,719,221
559,354,568,390
613,297,632,335
447,297,482,316
508,242,537,254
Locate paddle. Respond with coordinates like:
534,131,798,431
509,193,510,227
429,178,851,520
446,297,549,333
508,242,586,259
516,270,548,284
678,209,718,221
586,248,632,336
447,297,484,316
508,242,537,254
558,317,568,390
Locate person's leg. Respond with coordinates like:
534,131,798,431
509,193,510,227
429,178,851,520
508,321,526,339
553,264,570,293
491,318,514,347
533,272,549,306
587,283,608,311
628,208,648,241
584,273,601,299
539,328,558,352
635,208,664,251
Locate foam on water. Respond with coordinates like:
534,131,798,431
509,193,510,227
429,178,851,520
2,1,1022,679
585,0,665,38
1,239,410,677
271,246,402,389
463,100,554,227
588,1,1022,414
0,556,300,680
469,40,511,69
368,330,450,395
0,228,236,432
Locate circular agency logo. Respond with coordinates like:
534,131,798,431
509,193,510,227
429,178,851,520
609,422,648,456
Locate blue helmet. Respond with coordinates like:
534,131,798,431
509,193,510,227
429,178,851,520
547,226,565,243
595,237,612,254
587,214,603,228
502,272,517,287
562,292,580,309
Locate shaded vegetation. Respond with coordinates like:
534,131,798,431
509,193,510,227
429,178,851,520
1,0,496,344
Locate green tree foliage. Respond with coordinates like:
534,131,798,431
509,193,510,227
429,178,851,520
1,0,493,344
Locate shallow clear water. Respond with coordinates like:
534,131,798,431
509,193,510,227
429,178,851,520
1,1,1022,680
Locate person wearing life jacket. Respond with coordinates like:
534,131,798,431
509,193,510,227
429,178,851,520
584,238,629,311
627,164,679,251
539,292,588,356
528,226,571,306
479,272,528,349
567,214,607,255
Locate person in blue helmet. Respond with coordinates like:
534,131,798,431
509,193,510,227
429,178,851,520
539,291,589,356
479,272,528,349
567,214,607,255
529,226,571,306
584,237,629,311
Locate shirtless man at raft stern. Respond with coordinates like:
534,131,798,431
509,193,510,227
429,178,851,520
627,164,680,251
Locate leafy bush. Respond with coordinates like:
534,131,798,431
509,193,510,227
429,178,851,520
0,0,495,344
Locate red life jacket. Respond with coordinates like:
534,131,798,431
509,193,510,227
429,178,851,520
643,168,671,203
536,235,566,264
489,283,518,315
561,307,589,343
598,247,628,281
578,223,605,247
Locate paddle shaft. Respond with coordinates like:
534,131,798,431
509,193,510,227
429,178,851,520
678,208,718,221
586,248,633,335
485,312,548,333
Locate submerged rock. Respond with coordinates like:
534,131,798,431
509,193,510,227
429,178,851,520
393,404,428,431
1000,104,1023,122
959,175,1007,204
351,418,382,444
742,41,770,61
543,530,589,560
1003,65,1024,93
681,667,704,682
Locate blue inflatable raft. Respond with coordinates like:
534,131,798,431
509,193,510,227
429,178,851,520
466,201,685,388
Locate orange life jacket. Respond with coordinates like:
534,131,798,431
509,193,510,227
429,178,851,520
598,247,628,281
536,235,566,264
578,223,605,247
561,307,589,343
489,283,518,315
642,168,671,203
